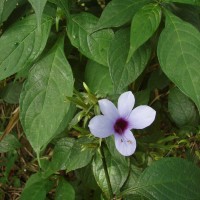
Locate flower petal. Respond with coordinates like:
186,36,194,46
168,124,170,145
98,99,119,121
88,115,114,138
118,91,135,118
128,105,156,129
114,130,136,156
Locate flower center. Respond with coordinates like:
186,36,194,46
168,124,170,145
114,118,128,134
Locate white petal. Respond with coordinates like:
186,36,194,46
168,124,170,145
88,115,114,138
114,130,136,156
98,99,119,121
118,91,135,118
128,105,156,129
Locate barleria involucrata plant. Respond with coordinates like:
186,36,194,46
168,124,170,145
0,0,200,199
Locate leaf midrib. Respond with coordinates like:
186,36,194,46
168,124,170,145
166,13,200,107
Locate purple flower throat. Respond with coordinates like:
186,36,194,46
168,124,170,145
114,118,128,134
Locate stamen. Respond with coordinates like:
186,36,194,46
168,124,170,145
127,140,133,144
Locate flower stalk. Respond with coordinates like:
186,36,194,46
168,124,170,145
100,143,114,200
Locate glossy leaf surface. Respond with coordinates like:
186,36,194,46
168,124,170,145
20,37,73,154
108,29,151,92
168,87,199,127
123,158,200,199
97,0,152,29
28,0,47,29
157,11,200,112
67,12,114,66
0,14,52,80
128,4,161,61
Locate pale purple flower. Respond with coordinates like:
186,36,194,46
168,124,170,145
88,91,156,156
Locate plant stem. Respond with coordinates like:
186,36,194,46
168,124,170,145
100,143,114,199
36,152,41,169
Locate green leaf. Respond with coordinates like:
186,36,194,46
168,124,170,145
157,11,200,112
122,164,142,190
28,0,47,30
67,12,114,66
171,3,200,30
122,164,142,200
127,4,161,62
77,165,99,190
0,0,25,24
21,173,53,200
0,82,22,104
49,137,95,173
92,148,129,198
54,104,76,136
124,196,148,200
147,69,169,90
108,28,151,93
19,37,74,154
134,90,150,107
97,0,152,29
0,133,20,153
163,0,200,5
0,14,52,81
168,87,199,127
122,158,200,200
55,178,75,200
106,136,128,165
85,60,114,95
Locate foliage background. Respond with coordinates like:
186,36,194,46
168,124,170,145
0,0,200,199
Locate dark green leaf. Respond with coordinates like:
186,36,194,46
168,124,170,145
157,11,200,112
92,148,129,197
21,173,53,200
67,12,114,66
77,165,99,190
124,196,148,200
122,164,142,200
127,3,161,62
0,0,25,24
97,0,152,29
55,178,75,200
134,90,150,107
0,14,52,81
49,137,95,173
85,60,114,95
147,69,169,90
164,0,200,5
0,133,20,153
28,0,47,29
122,158,200,200
108,28,151,93
172,4,200,31
54,104,76,136
168,87,199,127
19,37,74,154
0,82,22,104
122,164,142,190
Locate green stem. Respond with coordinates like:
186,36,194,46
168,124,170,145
100,143,114,199
36,152,41,169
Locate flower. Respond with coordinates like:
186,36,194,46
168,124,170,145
88,91,156,156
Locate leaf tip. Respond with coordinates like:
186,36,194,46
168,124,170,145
126,48,135,64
